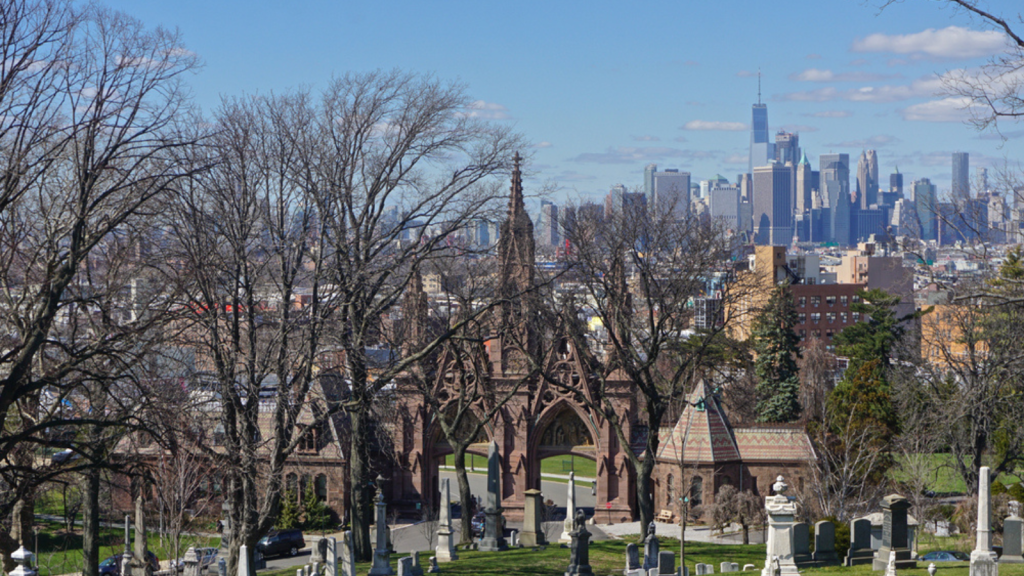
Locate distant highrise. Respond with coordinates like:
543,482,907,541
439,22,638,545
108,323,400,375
752,162,793,245
651,169,690,219
890,166,903,196
539,200,559,248
709,183,741,230
644,164,657,207
775,131,800,166
820,153,852,246
952,152,970,200
605,183,627,219
795,151,816,215
855,150,879,209
914,178,938,241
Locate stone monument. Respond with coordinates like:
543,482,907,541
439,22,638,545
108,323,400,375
560,472,577,543
969,467,998,576
793,523,812,566
237,546,250,576
182,548,200,576
1002,501,1023,564
642,522,659,572
478,441,508,552
220,502,232,551
884,550,897,576
565,510,593,576
521,488,547,547
131,496,152,576
435,478,458,561
369,481,395,576
845,518,873,566
625,543,641,575
10,547,36,576
761,476,799,576
872,495,915,571
813,521,838,564
340,531,356,576
325,537,338,576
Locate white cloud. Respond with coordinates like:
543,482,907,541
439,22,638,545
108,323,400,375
804,110,853,118
461,100,511,120
825,134,901,148
900,97,977,122
681,120,748,131
788,68,902,82
851,26,1008,59
776,75,943,103
632,135,661,142
533,141,553,148
779,124,819,133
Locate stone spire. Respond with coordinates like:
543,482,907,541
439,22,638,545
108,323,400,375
401,269,429,355
495,152,537,371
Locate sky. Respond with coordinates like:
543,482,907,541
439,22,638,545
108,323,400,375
101,0,1024,207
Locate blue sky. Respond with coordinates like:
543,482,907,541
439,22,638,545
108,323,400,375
103,0,1023,205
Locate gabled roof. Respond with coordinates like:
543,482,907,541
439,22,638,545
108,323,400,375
657,381,741,464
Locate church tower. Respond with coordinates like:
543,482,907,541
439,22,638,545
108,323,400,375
493,152,538,373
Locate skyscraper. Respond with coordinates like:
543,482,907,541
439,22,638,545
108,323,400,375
890,166,903,196
752,162,793,245
820,153,851,246
914,178,938,241
952,152,970,200
775,131,800,166
538,200,559,248
651,169,690,219
749,75,773,173
795,151,816,215
644,163,657,207
855,150,879,209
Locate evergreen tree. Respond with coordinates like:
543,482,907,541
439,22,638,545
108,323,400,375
277,490,301,530
751,283,802,423
303,489,330,531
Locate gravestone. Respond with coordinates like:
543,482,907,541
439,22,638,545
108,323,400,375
1002,501,1023,563
657,552,675,575
969,467,998,576
743,565,755,571
511,530,519,547
435,478,458,562
131,496,152,576
565,510,593,576
340,531,356,576
182,548,200,576
219,502,231,551
793,523,812,566
846,518,873,566
625,543,641,574
521,489,547,547
410,551,423,576
761,476,799,576
217,558,226,576
642,523,660,572
813,520,839,564
237,546,250,576
731,564,740,572
872,495,916,571
325,537,338,576
428,557,439,574
721,563,735,573
560,472,577,543
884,550,897,576
479,441,508,552
397,557,413,576
369,485,395,576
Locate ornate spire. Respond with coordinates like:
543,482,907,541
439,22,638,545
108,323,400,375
509,151,524,216
495,151,537,372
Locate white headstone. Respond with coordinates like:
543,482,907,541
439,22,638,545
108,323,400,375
560,471,577,543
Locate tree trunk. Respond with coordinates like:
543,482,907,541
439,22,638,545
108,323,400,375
742,523,749,545
452,444,474,545
349,405,372,561
636,457,655,537
82,468,101,576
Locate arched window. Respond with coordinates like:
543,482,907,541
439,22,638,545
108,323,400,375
315,474,328,502
690,476,703,507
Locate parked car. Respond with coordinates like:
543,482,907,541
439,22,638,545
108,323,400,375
256,529,305,558
470,510,485,537
171,547,219,572
99,552,160,576
920,551,970,562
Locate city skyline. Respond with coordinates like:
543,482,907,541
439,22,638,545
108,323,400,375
100,0,1023,205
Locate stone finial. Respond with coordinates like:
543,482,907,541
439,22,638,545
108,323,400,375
10,546,36,576
772,476,788,495
1010,500,1021,518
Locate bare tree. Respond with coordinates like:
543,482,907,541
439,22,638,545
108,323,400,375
705,484,765,545
549,199,742,530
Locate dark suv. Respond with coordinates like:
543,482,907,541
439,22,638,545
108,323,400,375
256,529,305,558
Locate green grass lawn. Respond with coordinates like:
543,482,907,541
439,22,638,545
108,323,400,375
257,538,1024,576
443,454,597,484
32,520,219,576
890,453,1023,493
